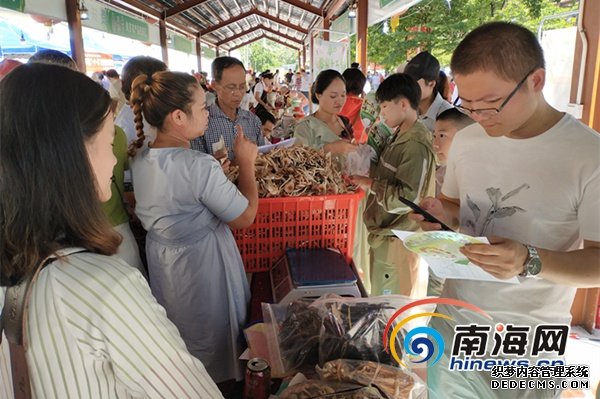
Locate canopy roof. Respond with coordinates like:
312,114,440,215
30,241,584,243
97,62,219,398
111,0,348,51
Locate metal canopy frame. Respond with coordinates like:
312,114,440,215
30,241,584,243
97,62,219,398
109,0,351,50
228,34,300,52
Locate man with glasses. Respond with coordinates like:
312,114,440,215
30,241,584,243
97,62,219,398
410,22,599,398
191,56,264,159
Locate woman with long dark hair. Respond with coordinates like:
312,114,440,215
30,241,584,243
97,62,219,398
0,63,222,398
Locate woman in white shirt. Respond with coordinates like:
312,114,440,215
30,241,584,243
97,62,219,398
254,71,274,114
0,63,222,399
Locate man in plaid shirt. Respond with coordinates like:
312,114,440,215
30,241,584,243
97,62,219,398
191,56,264,159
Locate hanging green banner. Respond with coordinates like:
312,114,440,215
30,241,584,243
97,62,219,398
0,0,24,12
202,46,216,59
331,10,355,36
102,9,149,42
173,35,192,54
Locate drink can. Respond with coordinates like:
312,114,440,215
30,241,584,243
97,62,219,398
244,357,271,399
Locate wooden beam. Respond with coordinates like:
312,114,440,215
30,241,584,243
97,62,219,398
280,0,321,16
323,0,346,19
228,35,266,52
217,24,302,46
356,0,367,73
201,9,254,35
116,0,161,18
110,1,198,38
218,27,260,46
323,16,330,40
159,17,169,65
570,0,600,130
264,34,301,51
202,8,308,36
166,0,210,18
260,25,302,44
255,9,308,34
167,18,200,37
227,34,300,52
65,0,86,72
196,34,202,72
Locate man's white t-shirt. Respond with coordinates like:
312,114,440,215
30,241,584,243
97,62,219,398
438,113,600,337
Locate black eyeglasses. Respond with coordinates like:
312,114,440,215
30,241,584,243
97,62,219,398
453,68,537,119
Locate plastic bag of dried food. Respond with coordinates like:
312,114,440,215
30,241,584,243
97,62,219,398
263,295,436,376
345,144,376,177
279,379,386,399
278,300,322,369
317,359,427,399
262,300,321,375
319,300,399,365
311,295,435,366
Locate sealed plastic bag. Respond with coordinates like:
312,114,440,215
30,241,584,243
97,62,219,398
262,295,436,376
262,300,321,375
311,295,435,367
345,144,376,177
318,299,399,365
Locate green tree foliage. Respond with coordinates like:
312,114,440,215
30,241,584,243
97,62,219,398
363,0,578,70
239,39,299,73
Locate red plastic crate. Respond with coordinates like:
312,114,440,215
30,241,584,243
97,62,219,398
233,190,364,273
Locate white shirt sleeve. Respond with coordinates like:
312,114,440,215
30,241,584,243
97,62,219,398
441,133,460,200
254,82,264,98
578,167,600,241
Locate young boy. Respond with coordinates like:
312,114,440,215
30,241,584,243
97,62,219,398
351,73,436,297
410,22,599,398
256,109,277,144
427,107,475,297
433,107,475,196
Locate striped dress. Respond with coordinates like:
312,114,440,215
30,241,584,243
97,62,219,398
0,250,223,399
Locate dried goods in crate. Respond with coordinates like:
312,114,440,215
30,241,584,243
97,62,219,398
225,146,355,197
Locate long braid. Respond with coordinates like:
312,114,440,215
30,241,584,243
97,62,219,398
128,74,150,156
126,71,199,157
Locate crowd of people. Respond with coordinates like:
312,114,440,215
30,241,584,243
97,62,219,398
0,19,598,399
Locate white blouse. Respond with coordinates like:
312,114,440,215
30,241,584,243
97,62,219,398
1,250,223,398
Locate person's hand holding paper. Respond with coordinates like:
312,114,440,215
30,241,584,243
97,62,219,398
459,235,529,280
393,230,519,284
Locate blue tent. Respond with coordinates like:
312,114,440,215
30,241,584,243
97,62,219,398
0,21,70,56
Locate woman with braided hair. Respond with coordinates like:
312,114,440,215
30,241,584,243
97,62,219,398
128,71,258,386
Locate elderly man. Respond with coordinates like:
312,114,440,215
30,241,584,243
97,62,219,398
191,56,264,159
